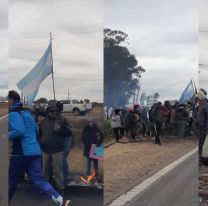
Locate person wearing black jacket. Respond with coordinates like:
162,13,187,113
150,102,163,145
199,99,208,163
39,100,71,189
82,117,103,177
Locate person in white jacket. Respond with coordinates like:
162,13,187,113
111,110,121,142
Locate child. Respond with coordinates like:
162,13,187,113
82,117,103,178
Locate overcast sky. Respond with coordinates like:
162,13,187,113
105,0,198,102
0,0,8,97
199,0,208,91
9,0,103,102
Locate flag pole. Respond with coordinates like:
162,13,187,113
191,78,197,93
50,32,56,100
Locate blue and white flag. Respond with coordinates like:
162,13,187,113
179,79,197,104
17,43,53,104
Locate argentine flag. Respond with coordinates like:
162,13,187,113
17,43,53,104
179,79,197,104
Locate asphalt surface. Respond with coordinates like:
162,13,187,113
0,115,8,206
127,153,198,206
11,185,103,206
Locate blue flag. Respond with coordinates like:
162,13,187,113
179,79,196,104
17,43,53,104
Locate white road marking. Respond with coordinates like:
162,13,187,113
108,147,197,206
0,115,8,140
0,114,7,121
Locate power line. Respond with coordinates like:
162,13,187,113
10,35,101,47
11,30,102,41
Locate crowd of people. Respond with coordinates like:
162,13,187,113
106,88,208,150
6,88,208,205
8,90,103,206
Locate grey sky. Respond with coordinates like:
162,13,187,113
0,0,8,96
105,0,198,102
10,0,103,102
199,0,208,90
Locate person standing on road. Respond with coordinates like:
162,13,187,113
175,104,189,138
82,117,103,178
185,102,194,136
150,102,163,145
39,100,71,189
8,90,70,206
198,89,208,163
124,106,140,141
56,101,73,186
161,101,171,135
111,110,121,143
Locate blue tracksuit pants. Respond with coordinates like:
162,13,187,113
9,155,61,203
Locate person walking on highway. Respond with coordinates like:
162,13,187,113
8,90,70,206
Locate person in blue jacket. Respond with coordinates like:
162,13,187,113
8,90,71,206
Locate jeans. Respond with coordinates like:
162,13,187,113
9,156,60,203
86,157,98,176
154,121,162,143
113,128,121,142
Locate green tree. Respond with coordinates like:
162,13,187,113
104,28,145,107
34,98,48,104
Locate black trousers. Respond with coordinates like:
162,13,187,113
154,121,162,143
113,128,121,142
142,123,146,136
120,128,125,137
199,126,206,157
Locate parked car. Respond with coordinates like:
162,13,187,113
61,99,87,116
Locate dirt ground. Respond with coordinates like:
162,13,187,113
0,103,7,116
199,165,208,206
104,137,197,204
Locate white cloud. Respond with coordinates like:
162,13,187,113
0,0,8,96
9,0,103,102
105,0,198,102
199,0,208,91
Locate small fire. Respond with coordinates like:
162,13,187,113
80,171,96,184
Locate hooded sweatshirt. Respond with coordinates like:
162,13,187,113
9,101,41,156
82,119,103,158
39,101,71,153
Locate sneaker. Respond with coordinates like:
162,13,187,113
63,199,71,206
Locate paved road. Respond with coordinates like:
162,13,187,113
0,115,8,206
11,185,103,206
127,153,198,206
